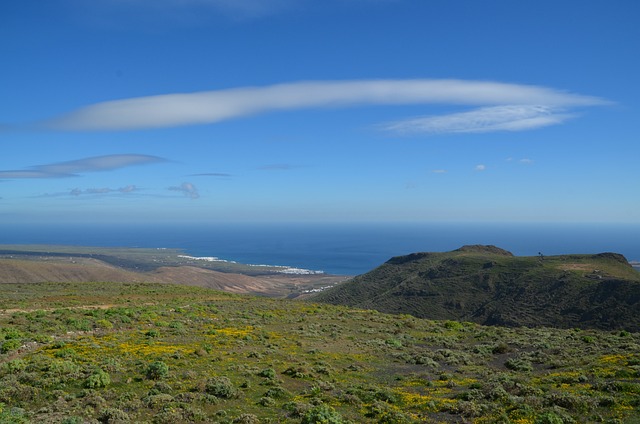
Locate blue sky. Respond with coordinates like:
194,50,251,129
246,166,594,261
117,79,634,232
1,0,639,224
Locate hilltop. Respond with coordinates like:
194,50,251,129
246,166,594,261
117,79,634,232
313,245,640,331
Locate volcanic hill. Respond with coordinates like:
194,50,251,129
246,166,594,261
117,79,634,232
313,245,640,331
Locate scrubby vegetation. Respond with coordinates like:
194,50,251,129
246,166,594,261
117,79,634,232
1,281,639,423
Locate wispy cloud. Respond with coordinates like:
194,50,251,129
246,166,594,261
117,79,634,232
42,79,607,134
519,158,534,164
431,169,447,174
168,182,200,199
0,154,167,179
0,170,75,179
382,105,575,135
475,164,486,171
70,185,139,196
190,172,232,177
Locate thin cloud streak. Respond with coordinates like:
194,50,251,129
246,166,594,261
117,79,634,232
70,185,140,196
36,154,167,174
190,172,232,177
43,79,607,132
0,154,167,179
0,170,76,179
383,105,575,135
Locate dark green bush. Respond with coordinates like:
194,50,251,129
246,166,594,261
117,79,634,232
534,411,564,424
257,367,276,379
1,339,21,354
146,361,169,380
505,357,533,372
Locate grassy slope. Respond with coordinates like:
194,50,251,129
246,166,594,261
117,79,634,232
1,281,639,423
314,245,640,331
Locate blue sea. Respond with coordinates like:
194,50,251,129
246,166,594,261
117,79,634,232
1,222,639,275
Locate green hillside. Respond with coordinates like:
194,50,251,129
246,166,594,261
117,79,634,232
1,281,639,423
313,245,640,331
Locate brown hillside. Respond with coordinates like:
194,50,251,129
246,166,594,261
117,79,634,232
0,258,344,298
0,258,154,284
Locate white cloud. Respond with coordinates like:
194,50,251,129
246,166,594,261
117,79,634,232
383,105,576,135
43,79,607,133
519,158,534,164
431,169,447,174
475,164,486,171
168,182,200,199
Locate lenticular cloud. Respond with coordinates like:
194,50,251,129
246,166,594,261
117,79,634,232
44,79,608,134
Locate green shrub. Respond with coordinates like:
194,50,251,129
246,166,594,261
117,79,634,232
169,321,184,330
205,376,238,398
146,361,169,380
145,393,175,409
258,396,275,406
0,339,21,354
444,321,465,331
0,405,29,424
283,365,311,378
149,381,172,395
264,386,289,399
85,369,111,389
2,328,23,340
96,319,113,330
258,367,276,379
54,348,77,359
48,360,80,376
492,343,511,354
505,357,533,372
98,407,130,423
1,359,26,374
385,338,403,348
534,411,564,424
301,405,345,424
233,414,260,424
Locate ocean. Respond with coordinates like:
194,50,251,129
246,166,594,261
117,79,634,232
1,222,639,275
